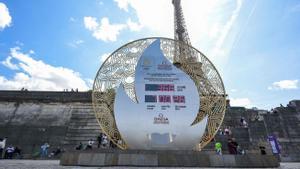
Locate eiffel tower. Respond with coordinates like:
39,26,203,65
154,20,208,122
172,0,204,88
172,0,191,45
172,0,226,150
172,0,197,64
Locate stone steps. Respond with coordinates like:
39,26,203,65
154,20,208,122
68,122,99,127
65,136,100,141
66,133,101,137
67,126,101,130
66,128,100,134
68,120,98,125
64,107,102,147
70,111,94,114
70,115,96,119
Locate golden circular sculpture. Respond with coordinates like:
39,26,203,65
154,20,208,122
92,37,226,150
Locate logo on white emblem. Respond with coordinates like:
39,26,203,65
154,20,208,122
154,113,169,124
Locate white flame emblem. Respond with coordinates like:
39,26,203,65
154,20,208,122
114,39,208,150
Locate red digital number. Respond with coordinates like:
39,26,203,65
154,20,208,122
159,95,171,103
158,84,174,91
173,95,185,103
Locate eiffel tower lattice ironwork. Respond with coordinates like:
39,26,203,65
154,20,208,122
172,0,197,63
173,0,191,45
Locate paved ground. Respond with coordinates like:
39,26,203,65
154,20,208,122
0,160,299,169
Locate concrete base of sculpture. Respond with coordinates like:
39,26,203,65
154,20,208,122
60,149,279,167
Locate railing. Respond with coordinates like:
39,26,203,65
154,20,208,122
0,90,92,102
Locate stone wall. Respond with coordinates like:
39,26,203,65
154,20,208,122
0,102,68,153
0,90,98,156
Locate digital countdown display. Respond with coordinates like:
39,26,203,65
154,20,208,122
144,84,185,104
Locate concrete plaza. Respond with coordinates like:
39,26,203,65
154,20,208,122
0,160,299,169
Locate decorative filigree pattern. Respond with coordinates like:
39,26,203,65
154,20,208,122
92,37,226,150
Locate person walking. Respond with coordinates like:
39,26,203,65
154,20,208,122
228,138,238,154
259,146,266,155
97,133,103,148
231,138,238,154
75,142,83,150
0,137,7,159
237,145,245,155
228,139,234,154
14,146,22,159
40,143,50,158
215,141,222,155
86,139,94,150
6,145,14,159
102,135,108,148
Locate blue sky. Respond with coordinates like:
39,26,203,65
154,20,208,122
0,0,299,110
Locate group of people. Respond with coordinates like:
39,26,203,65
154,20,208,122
39,142,63,158
214,117,250,155
0,137,22,159
75,139,98,150
63,88,79,92
214,138,244,155
97,133,116,148
75,133,117,150
1,138,60,159
219,127,232,136
20,87,28,91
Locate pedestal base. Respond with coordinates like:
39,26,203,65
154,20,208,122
60,149,279,168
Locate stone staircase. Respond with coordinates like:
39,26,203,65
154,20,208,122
63,103,101,149
204,127,250,152
204,107,257,153
280,107,300,139
270,106,300,160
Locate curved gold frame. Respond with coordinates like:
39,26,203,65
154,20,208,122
92,37,226,150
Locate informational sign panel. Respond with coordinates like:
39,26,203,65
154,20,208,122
114,39,208,150
268,135,280,154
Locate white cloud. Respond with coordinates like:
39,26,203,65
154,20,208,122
0,47,90,91
211,0,243,63
127,18,142,31
84,17,126,42
117,0,173,37
100,53,110,62
230,98,252,108
1,56,19,70
268,80,298,90
0,3,12,30
114,0,129,12
84,17,98,30
85,78,94,89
